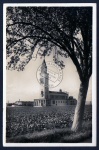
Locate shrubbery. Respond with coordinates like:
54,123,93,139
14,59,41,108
6,105,92,139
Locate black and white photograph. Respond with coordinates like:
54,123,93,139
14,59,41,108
3,3,96,146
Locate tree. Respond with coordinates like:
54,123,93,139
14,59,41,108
6,7,92,131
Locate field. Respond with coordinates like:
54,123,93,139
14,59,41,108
6,105,92,143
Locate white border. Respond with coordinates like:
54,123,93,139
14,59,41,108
3,3,97,147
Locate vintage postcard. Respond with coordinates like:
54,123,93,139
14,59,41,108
3,3,96,147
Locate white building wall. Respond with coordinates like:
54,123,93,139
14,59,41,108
34,99,46,106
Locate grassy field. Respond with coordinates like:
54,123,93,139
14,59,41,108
6,105,92,143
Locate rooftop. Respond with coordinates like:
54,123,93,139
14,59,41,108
49,91,68,94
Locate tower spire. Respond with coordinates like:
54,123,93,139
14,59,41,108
42,52,46,67
44,54,45,63
43,50,46,62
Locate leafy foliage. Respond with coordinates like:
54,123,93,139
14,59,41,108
6,7,92,81
6,106,92,138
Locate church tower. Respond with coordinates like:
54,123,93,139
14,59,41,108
40,59,49,100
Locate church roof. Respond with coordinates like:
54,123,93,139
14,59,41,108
49,91,68,95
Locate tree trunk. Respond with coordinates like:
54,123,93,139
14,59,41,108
71,79,89,131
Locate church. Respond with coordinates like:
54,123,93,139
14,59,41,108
34,59,77,107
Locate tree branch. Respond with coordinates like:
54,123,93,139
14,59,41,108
73,39,84,69
70,53,83,80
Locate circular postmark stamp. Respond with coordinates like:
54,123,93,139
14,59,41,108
36,61,63,88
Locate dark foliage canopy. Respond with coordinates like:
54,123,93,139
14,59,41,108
6,7,92,81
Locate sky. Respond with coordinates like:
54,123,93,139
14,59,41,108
6,52,92,103
5,6,92,103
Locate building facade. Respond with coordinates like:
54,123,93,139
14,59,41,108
34,59,77,107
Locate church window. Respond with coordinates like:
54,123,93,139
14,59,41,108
52,100,55,104
41,90,44,97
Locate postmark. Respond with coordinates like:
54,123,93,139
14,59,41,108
36,61,63,88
